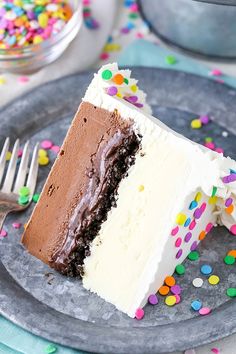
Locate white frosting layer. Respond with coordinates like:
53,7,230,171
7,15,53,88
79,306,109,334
82,63,236,317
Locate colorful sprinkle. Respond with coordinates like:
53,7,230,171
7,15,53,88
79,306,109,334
211,348,220,354
192,277,203,288
41,140,53,150
189,220,196,230
199,230,206,241
191,300,202,311
51,145,60,154
191,119,202,129
148,294,158,305
0,229,7,238
195,192,202,202
175,264,185,275
190,241,198,251
170,284,181,295
227,250,236,258
165,55,177,65
205,222,213,233
165,276,176,287
113,73,124,85
38,156,49,166
107,86,118,96
33,193,40,203
184,232,192,243
176,249,183,259
176,213,187,225
44,344,57,354
12,222,21,229
102,69,112,80
199,307,211,316
135,308,144,320
171,226,179,236
225,198,233,207
200,115,210,125
200,264,212,275
174,294,181,304
18,195,29,205
230,224,236,235
226,288,236,297
158,285,170,296
165,295,176,306
208,275,220,285
175,237,182,248
224,255,235,265
19,186,30,197
184,217,191,227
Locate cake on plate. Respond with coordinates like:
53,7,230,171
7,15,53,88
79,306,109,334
22,63,236,318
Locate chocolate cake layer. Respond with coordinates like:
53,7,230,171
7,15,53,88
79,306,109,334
22,102,140,276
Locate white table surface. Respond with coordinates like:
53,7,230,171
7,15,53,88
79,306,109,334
0,1,236,353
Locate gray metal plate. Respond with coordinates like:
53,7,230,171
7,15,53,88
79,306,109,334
0,68,236,354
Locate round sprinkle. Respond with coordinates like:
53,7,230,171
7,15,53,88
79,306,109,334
211,348,220,354
19,186,30,197
175,294,181,304
230,224,236,235
18,195,29,205
107,86,118,96
192,277,203,288
165,276,176,287
12,222,21,229
199,307,211,316
165,55,177,65
189,220,196,230
0,229,7,238
176,249,183,259
33,193,40,203
222,131,228,137
208,275,220,285
184,232,192,243
175,237,182,248
200,264,212,275
165,295,176,306
226,288,236,297
51,145,60,154
170,284,181,295
184,217,191,227
190,241,198,251
113,73,124,85
171,226,179,236
41,140,53,150
158,285,170,296
199,230,206,241
175,264,185,275
200,115,210,125
188,251,199,261
176,213,187,225
189,200,198,210
191,119,202,129
38,156,49,166
206,223,213,233
191,300,202,311
228,250,236,258
148,294,158,305
44,344,57,354
102,69,112,80
38,149,47,157
224,255,235,265
135,308,144,320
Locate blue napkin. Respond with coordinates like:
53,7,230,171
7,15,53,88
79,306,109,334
1,39,236,354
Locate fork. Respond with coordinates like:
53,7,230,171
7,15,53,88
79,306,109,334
0,138,39,231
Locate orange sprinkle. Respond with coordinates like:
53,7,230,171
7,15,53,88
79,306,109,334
199,230,206,241
158,285,170,296
226,204,234,214
164,276,176,287
113,73,124,85
228,250,236,258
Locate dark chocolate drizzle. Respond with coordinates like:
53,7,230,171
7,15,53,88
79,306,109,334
50,126,140,277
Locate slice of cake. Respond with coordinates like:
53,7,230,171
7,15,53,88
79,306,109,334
22,63,236,318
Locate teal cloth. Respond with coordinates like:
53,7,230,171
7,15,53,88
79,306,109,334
2,39,236,354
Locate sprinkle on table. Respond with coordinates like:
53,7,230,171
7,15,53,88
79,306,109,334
192,277,203,288
148,294,158,305
19,186,30,197
175,264,185,275
188,251,199,261
224,255,235,265
165,55,177,65
44,344,57,354
135,307,144,320
164,276,176,287
191,119,202,129
226,288,236,297
158,285,170,296
227,250,236,258
191,300,202,311
33,193,40,203
12,222,21,229
41,140,53,150
208,275,220,285
199,307,211,316
200,264,213,275
165,295,176,306
0,229,8,238
211,348,220,354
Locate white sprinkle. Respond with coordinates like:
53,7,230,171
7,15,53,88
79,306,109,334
222,131,228,138
192,277,203,288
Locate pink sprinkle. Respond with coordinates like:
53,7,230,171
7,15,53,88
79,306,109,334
215,147,224,154
135,32,144,38
41,140,53,150
189,220,196,230
12,222,21,229
51,145,60,154
171,284,181,295
210,69,222,76
135,308,144,320
200,115,210,125
206,222,213,233
230,224,236,235
100,52,109,60
18,149,23,157
204,142,215,150
130,3,139,12
200,202,207,213
175,294,181,304
171,226,179,236
175,237,182,248
82,0,90,5
0,229,7,237
211,348,220,354
18,76,29,83
199,307,211,316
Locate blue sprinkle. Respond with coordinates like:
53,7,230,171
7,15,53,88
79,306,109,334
230,169,236,174
124,0,135,7
189,200,198,210
184,217,191,227
126,21,135,30
200,264,212,275
191,300,202,311
7,35,16,46
107,35,113,43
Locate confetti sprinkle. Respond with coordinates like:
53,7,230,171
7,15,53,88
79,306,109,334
12,222,21,229
211,348,220,354
227,250,236,258
191,300,202,311
230,224,236,235
0,229,7,238
188,251,199,261
165,276,175,287
199,307,211,316
165,295,176,306
208,275,220,285
51,145,60,154
170,284,181,295
148,294,158,305
176,213,187,225
165,55,177,65
200,264,212,275
41,140,53,150
226,288,236,297
192,277,203,288
199,115,210,125
175,264,185,275
224,255,235,265
135,308,144,320
210,69,222,76
18,195,29,205
44,344,57,354
38,156,50,166
18,76,29,83
33,193,40,203
191,119,202,129
18,186,30,197
158,285,170,296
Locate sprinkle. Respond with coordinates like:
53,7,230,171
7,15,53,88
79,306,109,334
184,232,192,243
170,284,181,295
188,251,199,261
18,195,29,205
148,294,158,305
100,52,109,60
209,196,218,205
225,204,234,214
175,294,181,303
158,285,170,296
205,141,215,150
222,174,236,184
6,151,12,161
138,185,144,192
206,222,213,233
0,229,7,238
19,186,30,197
191,119,202,129
175,237,182,248
165,295,176,306
200,264,212,275
210,69,222,76
195,192,202,202
222,131,228,138
44,344,57,354
135,308,144,320
175,264,185,275
227,250,236,258
165,276,176,287
224,255,235,265
18,76,29,83
215,147,224,154
226,288,236,297
113,73,124,85
192,277,203,288
38,156,49,166
189,220,196,230
41,140,53,150
0,76,6,85
200,115,210,125
190,241,198,251
38,149,47,157
211,348,220,354
32,193,40,203
176,249,183,259
51,145,60,154
199,230,206,241
184,217,191,227
171,226,179,236
107,86,118,96
176,213,187,225
165,55,177,65
191,300,202,311
193,208,202,219
102,69,112,80
225,198,233,207
208,275,220,285
199,307,211,315
12,222,21,229
230,224,236,235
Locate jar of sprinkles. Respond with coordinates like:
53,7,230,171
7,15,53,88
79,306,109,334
0,0,82,73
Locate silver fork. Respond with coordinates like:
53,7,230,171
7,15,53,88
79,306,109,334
0,138,39,231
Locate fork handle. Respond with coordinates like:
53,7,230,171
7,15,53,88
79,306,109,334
0,210,8,232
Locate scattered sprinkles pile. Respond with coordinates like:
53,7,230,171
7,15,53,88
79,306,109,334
0,0,73,49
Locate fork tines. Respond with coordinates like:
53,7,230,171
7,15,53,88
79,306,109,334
0,138,39,196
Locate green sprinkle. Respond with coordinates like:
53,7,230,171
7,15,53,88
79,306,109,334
32,193,40,203
224,255,235,265
44,344,57,354
175,264,185,275
188,251,199,261
211,186,217,197
19,186,30,197
129,12,139,19
101,69,112,80
205,137,213,143
124,78,129,85
165,55,177,65
226,288,236,297
18,195,29,205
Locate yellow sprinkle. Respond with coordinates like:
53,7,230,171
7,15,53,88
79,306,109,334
0,77,6,85
208,275,220,285
138,185,144,192
191,119,202,129
38,156,49,166
176,213,187,225
209,196,218,205
6,151,11,161
165,295,176,306
116,92,122,98
103,43,121,52
130,84,138,92
195,192,202,202
38,13,48,28
38,149,47,158
33,35,43,45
